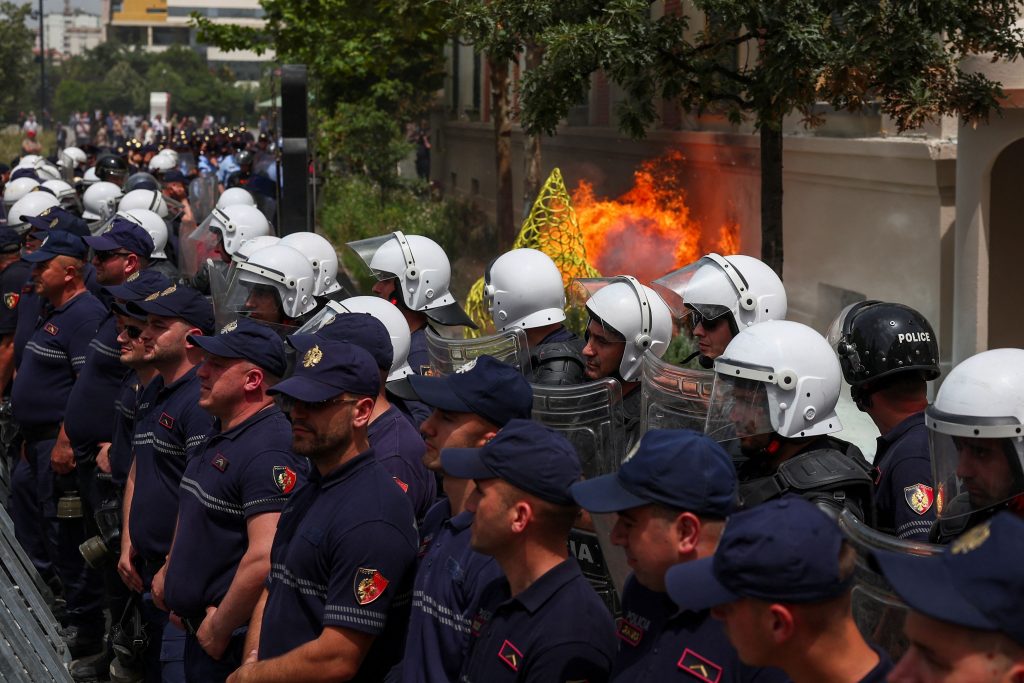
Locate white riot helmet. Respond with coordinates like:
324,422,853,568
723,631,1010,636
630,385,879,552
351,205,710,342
35,161,62,182
41,180,81,213
221,244,316,323
705,320,843,443
59,146,86,171
148,152,176,175
81,167,99,187
7,192,60,234
295,296,413,382
485,248,565,331
578,276,674,382
120,209,168,259
82,182,124,228
119,189,169,218
653,253,787,332
204,205,271,256
159,149,179,167
233,235,281,263
216,187,256,210
927,348,1024,523
17,155,41,169
280,232,342,296
347,230,475,327
3,177,40,212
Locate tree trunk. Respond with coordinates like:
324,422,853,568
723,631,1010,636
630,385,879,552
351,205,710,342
522,43,543,217
491,57,515,249
759,124,784,278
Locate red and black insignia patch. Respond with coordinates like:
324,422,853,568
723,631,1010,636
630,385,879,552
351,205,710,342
3,292,18,310
353,567,389,605
211,454,229,472
616,617,644,647
43,322,59,335
905,483,935,515
274,466,297,494
393,477,409,493
678,649,722,683
497,639,523,672
158,412,175,429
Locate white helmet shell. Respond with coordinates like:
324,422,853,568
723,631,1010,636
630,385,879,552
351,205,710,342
119,189,168,218
236,244,317,319
59,147,86,170
338,296,414,381
120,209,169,259
486,248,566,331
234,235,281,263
216,187,256,210
7,192,60,234
16,155,41,169
210,205,271,256
3,177,40,210
41,180,80,212
583,276,673,381
148,152,176,174
280,232,341,296
711,320,842,439
82,182,124,223
81,167,99,187
35,161,62,182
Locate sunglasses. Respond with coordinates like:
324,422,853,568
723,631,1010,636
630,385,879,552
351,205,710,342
686,309,727,332
123,325,143,340
278,396,361,412
94,250,133,262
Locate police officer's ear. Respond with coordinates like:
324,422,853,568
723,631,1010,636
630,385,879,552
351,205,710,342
765,603,796,644
183,327,204,350
674,511,702,555
350,395,376,430
243,365,265,392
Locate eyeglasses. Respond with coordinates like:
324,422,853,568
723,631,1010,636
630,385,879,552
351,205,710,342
686,309,728,332
93,250,133,262
278,396,361,412
123,325,143,340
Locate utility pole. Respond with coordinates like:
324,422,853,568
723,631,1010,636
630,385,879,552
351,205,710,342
38,0,46,118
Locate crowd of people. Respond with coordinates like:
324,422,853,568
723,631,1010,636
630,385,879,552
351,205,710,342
0,124,1019,683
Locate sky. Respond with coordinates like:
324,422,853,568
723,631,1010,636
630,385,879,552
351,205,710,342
14,0,102,15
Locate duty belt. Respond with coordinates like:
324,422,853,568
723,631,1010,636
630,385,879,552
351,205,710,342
20,423,60,442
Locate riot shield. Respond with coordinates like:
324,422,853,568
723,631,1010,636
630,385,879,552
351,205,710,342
425,327,530,376
532,379,629,614
640,350,715,434
837,507,942,660
188,175,217,229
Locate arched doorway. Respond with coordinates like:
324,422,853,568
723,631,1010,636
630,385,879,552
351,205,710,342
988,137,1024,348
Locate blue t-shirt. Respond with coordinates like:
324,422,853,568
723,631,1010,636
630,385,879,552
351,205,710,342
110,370,144,488
64,313,128,457
128,367,215,561
11,290,106,428
873,412,936,541
368,404,435,520
612,576,790,683
164,405,306,617
259,448,418,681
12,266,41,370
460,559,616,682
401,500,503,683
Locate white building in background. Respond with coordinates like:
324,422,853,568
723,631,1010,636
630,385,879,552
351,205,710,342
38,11,103,58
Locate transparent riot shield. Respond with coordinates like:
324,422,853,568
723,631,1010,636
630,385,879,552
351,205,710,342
188,174,217,229
640,350,715,434
425,327,530,376
211,261,299,337
837,507,942,660
532,379,629,615
180,210,222,279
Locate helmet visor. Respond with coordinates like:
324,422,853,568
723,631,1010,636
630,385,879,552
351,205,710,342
292,300,351,336
346,232,408,281
652,254,744,322
217,267,294,332
182,212,224,277
704,373,775,444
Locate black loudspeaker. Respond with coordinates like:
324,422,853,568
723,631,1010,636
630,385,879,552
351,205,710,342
279,64,309,236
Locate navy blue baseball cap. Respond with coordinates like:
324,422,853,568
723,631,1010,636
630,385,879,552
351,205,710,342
103,269,171,303
189,317,288,378
269,336,380,401
570,429,736,518
666,496,850,611
441,419,581,505
305,312,393,372
163,170,187,183
397,355,532,428
23,229,88,261
0,226,21,253
84,218,155,257
873,512,1024,645
126,283,215,334
25,206,90,238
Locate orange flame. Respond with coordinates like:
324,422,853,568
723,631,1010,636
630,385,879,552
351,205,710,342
572,150,740,282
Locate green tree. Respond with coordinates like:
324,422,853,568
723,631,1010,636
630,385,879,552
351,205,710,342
0,2,35,122
519,0,1024,275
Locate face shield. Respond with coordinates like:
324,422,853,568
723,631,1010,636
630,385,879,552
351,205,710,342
348,231,409,283
703,372,776,444
183,211,227,276
216,267,298,337
653,254,748,329
927,408,1024,522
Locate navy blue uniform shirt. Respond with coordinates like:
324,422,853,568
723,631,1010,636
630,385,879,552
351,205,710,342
64,313,127,458
368,404,435,520
110,370,144,488
12,266,41,370
128,367,215,561
0,259,30,337
538,326,577,344
873,412,935,541
11,290,106,427
259,448,418,681
409,326,429,376
612,576,790,683
460,558,616,682
164,405,306,617
401,499,503,683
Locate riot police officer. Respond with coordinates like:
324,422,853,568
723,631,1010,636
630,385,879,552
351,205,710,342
827,301,941,541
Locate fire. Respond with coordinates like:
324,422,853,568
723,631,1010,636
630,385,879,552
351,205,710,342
572,150,740,282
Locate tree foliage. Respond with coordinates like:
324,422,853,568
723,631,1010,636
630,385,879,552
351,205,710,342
0,2,36,122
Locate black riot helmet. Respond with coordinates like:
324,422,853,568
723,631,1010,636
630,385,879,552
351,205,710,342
123,171,160,193
826,300,940,401
95,154,129,186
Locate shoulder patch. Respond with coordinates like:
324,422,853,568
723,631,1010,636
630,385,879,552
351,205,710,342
158,412,175,429
3,292,19,310
904,483,934,515
616,616,644,647
211,454,229,472
498,639,523,672
273,465,297,494
44,322,59,335
353,567,389,605
678,648,722,683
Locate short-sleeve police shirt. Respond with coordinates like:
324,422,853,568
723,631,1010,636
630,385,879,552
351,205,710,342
873,412,936,541
11,263,39,369
460,559,616,683
402,500,503,683
128,367,215,561
64,313,128,454
164,405,306,617
110,370,144,488
368,404,435,520
259,449,418,681
612,577,791,683
11,290,106,428
0,259,30,337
